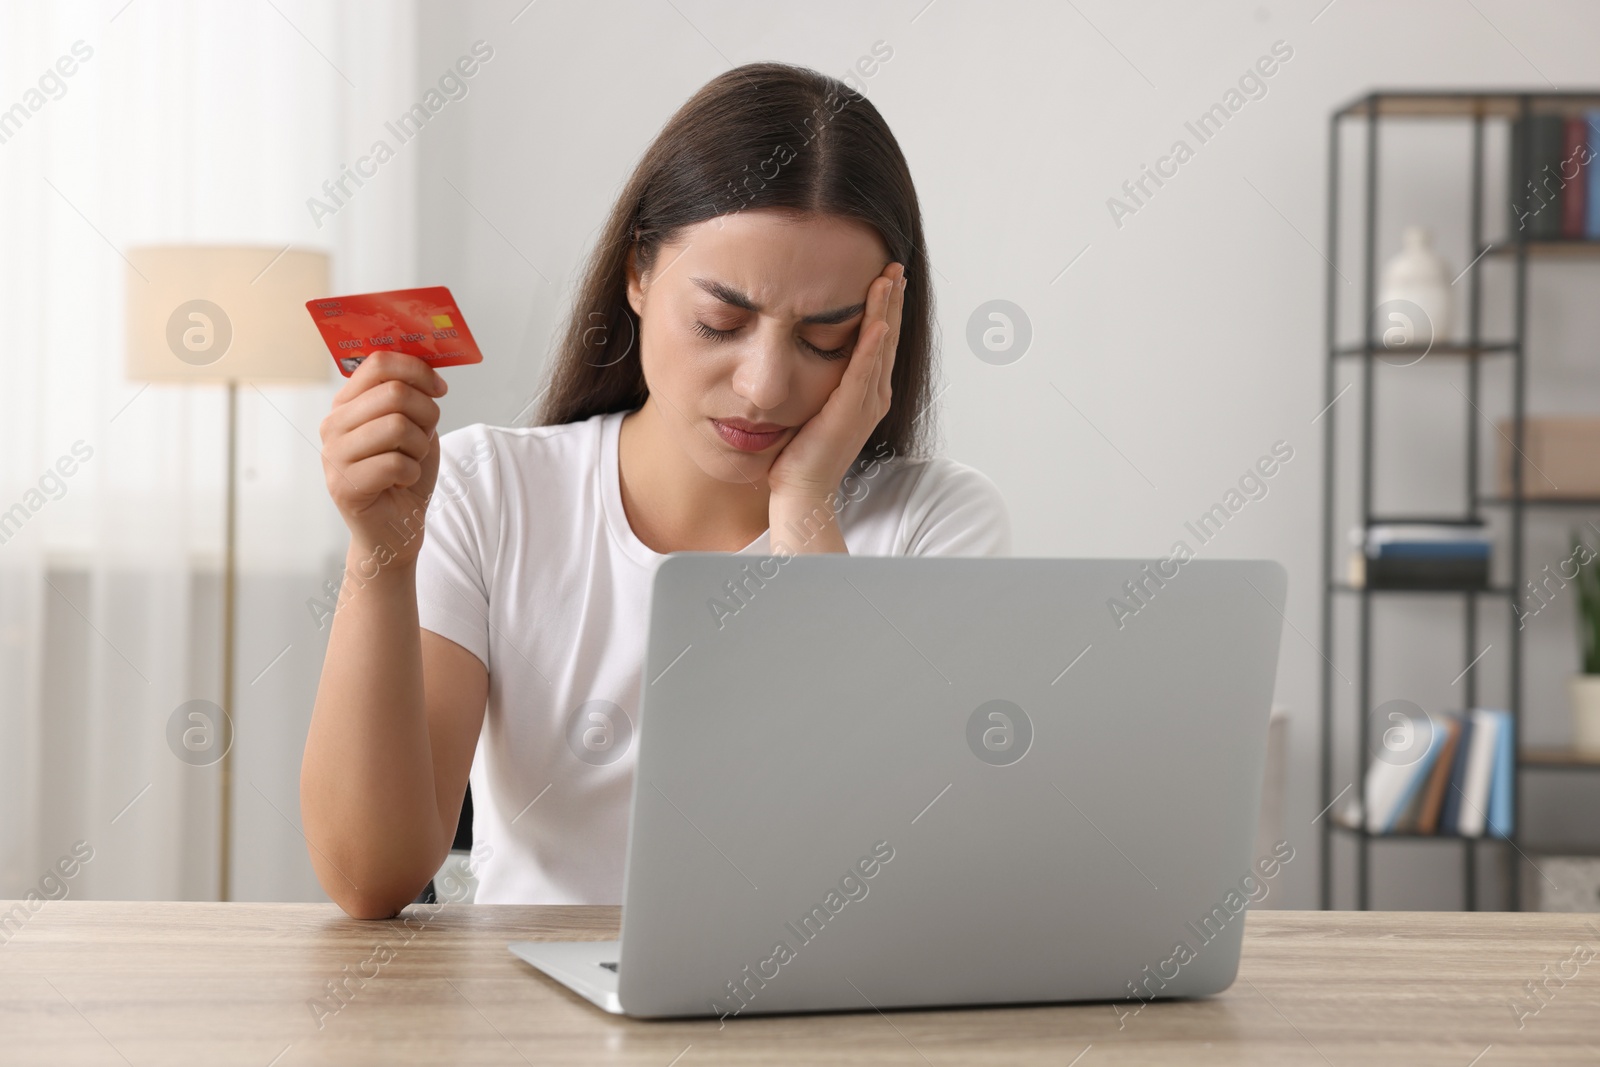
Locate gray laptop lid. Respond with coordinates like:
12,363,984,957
616,555,1287,1018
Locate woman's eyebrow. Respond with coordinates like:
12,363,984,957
690,277,865,325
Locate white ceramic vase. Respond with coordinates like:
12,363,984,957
1569,675,1600,755
1377,225,1454,349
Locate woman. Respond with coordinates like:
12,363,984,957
301,62,1010,918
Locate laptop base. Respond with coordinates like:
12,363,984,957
508,940,622,1014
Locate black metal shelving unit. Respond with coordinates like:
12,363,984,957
1319,90,1600,912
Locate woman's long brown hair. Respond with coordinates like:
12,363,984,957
528,61,938,469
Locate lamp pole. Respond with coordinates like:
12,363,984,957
220,378,238,902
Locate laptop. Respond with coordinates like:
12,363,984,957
509,554,1288,1019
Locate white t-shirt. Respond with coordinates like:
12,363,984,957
414,407,1011,904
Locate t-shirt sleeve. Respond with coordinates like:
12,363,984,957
901,459,1012,557
414,428,493,669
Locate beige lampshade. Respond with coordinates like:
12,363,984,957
124,245,332,383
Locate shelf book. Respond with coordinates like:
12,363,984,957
1335,709,1513,837
1347,521,1493,590
1509,111,1600,240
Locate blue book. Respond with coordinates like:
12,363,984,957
1373,542,1491,560
1486,710,1514,837
1438,715,1475,835
1589,111,1600,240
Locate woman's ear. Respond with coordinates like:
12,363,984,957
625,247,645,317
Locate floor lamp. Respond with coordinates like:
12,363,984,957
124,245,331,901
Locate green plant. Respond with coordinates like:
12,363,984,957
1574,528,1600,675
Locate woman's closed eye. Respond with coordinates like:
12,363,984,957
691,319,853,361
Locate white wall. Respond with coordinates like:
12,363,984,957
410,0,1600,909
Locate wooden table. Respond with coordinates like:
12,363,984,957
3,903,1599,1065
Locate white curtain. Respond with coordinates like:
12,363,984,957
0,0,418,901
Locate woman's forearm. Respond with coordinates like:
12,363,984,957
770,494,848,555
300,544,448,918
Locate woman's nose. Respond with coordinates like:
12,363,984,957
730,335,790,411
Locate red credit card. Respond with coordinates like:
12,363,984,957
305,285,483,377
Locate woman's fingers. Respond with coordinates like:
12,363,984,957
863,266,903,410
336,410,437,467
322,378,442,447
343,451,425,496
332,349,445,407
879,269,905,405
319,351,448,509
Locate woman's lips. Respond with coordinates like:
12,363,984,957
711,418,786,452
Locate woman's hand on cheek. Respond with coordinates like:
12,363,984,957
766,261,905,507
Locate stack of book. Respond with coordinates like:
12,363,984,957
1335,708,1513,837
1347,520,1492,590
1509,111,1600,241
